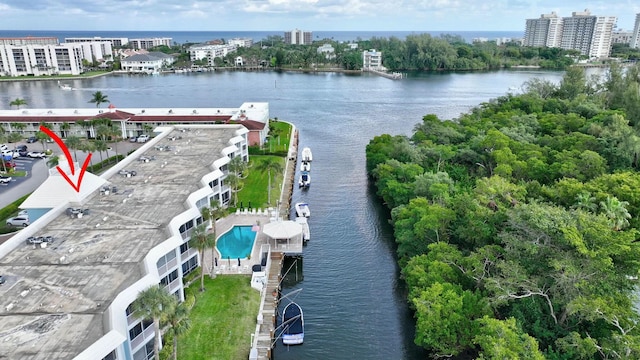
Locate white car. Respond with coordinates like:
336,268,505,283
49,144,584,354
6,216,29,227
27,151,46,158
0,175,12,184
137,135,150,143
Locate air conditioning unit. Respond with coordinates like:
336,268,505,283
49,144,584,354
192,110,197,114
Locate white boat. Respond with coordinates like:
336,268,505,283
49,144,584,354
295,217,310,242
282,302,304,345
301,161,311,172
58,81,73,91
298,171,310,188
301,147,312,162
295,202,310,218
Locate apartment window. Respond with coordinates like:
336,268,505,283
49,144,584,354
133,340,154,360
160,269,179,287
129,319,152,340
182,255,198,276
180,242,190,254
208,179,219,189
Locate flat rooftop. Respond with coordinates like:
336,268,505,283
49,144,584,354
0,126,241,359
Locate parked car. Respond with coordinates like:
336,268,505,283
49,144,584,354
129,136,138,143
16,145,27,151
0,175,12,184
137,135,150,143
18,150,28,157
26,136,37,143
0,144,8,151
6,216,29,227
27,151,46,158
2,150,20,159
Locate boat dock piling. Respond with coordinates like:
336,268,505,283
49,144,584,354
279,125,299,219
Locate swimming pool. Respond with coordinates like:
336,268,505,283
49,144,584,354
216,225,257,260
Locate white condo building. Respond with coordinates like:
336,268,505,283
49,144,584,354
227,38,253,48
362,49,383,70
284,29,312,45
189,44,238,66
524,12,563,48
129,38,172,50
65,37,129,48
0,102,275,360
0,41,112,77
631,13,640,48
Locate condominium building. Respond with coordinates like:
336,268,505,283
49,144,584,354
362,49,383,70
284,29,312,45
523,9,617,59
0,36,58,46
120,52,174,74
0,121,251,360
524,12,563,47
0,103,270,146
612,30,633,44
188,44,238,66
128,38,172,50
227,38,253,48
0,41,113,77
65,37,129,48
631,13,640,48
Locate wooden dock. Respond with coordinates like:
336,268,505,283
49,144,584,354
249,123,300,360
363,68,405,80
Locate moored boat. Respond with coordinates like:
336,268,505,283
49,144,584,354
301,161,311,172
295,202,310,218
295,216,310,242
282,302,304,345
298,171,310,188
301,147,312,162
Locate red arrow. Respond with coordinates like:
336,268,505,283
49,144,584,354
40,125,92,193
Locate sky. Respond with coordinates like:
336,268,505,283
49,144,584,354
1,0,639,32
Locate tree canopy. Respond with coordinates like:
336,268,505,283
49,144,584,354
366,64,640,358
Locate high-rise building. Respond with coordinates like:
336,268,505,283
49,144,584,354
523,9,617,58
631,13,640,48
524,12,563,48
284,29,312,45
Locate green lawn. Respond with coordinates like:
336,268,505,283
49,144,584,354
179,276,261,360
236,155,286,209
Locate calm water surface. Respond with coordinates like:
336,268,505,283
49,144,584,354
0,69,564,359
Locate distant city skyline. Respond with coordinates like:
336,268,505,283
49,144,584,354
1,1,639,33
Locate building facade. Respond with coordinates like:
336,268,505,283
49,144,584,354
284,29,312,45
129,38,172,50
120,52,174,73
612,30,633,44
65,37,129,48
188,44,237,66
0,36,58,46
0,122,251,360
227,38,253,48
0,43,82,76
362,49,383,69
523,9,617,59
631,13,640,48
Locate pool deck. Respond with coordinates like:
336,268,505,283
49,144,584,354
203,212,303,276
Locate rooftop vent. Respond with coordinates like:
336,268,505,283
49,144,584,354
168,109,173,114
74,110,79,114
192,110,197,114
47,110,53,114
141,109,145,113
22,110,28,114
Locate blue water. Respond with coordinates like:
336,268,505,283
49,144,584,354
0,30,524,45
216,225,256,260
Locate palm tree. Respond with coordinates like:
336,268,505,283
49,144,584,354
88,91,110,108
573,191,597,212
224,173,243,206
228,155,248,178
94,139,108,167
200,201,227,278
164,300,190,360
9,98,27,109
131,286,174,360
255,157,284,205
600,196,632,231
60,122,71,137
79,141,97,169
190,224,216,291
36,130,49,152
64,135,82,163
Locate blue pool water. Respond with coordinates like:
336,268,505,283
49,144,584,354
216,225,256,260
